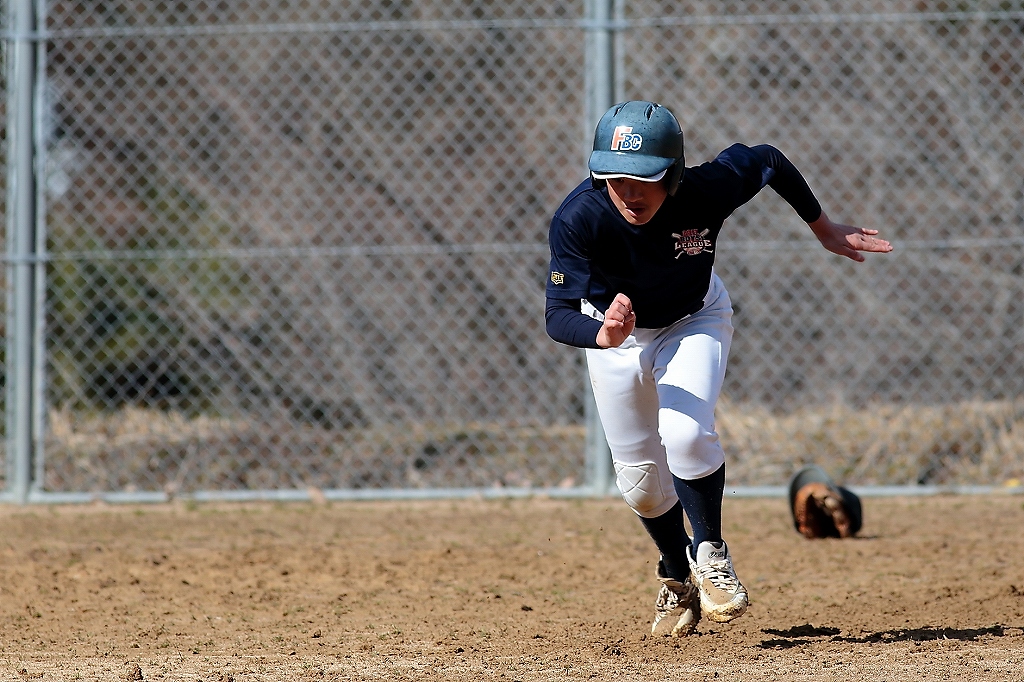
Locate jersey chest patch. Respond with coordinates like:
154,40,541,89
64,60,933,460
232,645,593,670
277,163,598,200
672,229,713,258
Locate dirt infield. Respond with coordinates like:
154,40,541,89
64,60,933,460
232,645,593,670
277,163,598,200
1,494,1023,681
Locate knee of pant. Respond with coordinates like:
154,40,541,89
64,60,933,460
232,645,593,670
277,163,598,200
661,417,724,459
660,420,704,458
614,462,672,517
661,425,724,479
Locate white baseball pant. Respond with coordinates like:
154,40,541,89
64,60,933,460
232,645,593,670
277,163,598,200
583,272,734,519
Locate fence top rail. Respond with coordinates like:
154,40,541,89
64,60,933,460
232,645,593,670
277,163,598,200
2,11,1024,41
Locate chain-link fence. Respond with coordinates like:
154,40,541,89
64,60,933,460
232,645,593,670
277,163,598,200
3,1,1023,502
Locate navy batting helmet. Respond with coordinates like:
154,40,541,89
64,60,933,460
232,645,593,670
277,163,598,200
589,101,685,195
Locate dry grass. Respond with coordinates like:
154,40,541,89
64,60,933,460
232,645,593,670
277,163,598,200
40,399,1024,493
718,397,1024,486
44,407,585,492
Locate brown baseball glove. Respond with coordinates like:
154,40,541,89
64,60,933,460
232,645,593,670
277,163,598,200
792,481,855,538
788,465,863,539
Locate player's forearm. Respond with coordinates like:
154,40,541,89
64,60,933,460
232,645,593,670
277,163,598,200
751,144,822,223
545,298,603,348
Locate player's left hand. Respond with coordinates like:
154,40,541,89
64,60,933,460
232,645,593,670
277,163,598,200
808,212,892,262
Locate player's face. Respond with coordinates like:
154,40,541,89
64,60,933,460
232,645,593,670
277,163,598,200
606,177,668,225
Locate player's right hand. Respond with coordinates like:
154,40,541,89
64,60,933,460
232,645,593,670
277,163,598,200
596,293,635,348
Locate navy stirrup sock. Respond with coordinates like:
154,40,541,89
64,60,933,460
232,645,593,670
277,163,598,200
673,463,726,553
636,501,692,581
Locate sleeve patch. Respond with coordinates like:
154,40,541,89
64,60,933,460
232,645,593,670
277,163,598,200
550,271,565,285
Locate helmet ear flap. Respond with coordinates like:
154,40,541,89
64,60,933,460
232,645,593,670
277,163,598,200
663,163,684,196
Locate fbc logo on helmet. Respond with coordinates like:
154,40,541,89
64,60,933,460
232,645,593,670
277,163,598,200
610,125,642,151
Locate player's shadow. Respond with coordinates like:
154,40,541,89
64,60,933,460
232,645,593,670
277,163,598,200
758,623,1012,649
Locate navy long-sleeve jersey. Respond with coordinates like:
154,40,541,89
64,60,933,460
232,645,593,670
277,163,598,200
545,143,822,348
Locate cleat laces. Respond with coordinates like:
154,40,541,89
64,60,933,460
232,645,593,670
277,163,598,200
694,556,740,592
652,585,682,629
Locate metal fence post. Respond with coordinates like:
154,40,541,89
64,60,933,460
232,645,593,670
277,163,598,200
582,0,616,496
3,0,41,504
584,0,615,145
31,0,49,500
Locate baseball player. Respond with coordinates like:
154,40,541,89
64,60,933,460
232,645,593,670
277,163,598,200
545,101,892,636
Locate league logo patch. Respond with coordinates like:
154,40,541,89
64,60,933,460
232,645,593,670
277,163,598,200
550,271,565,285
672,229,713,258
610,125,643,151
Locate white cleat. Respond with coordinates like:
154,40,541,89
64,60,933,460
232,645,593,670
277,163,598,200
686,541,748,623
651,560,701,637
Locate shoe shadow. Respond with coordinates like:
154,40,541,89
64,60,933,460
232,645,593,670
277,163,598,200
758,623,1016,649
